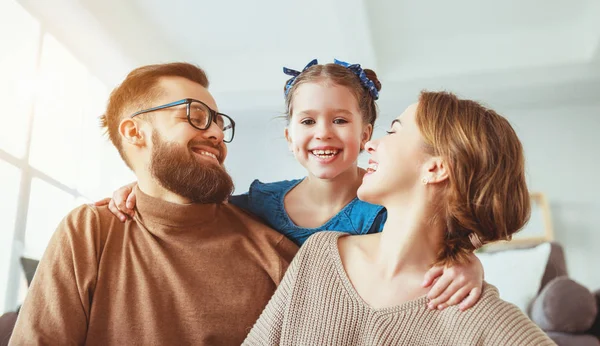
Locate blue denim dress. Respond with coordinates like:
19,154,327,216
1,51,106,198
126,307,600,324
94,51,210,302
229,179,387,246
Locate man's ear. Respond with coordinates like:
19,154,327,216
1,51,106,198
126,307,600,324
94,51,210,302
119,118,147,147
424,156,449,184
284,127,293,152
361,124,373,150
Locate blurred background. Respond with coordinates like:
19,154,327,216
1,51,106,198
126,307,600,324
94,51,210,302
1,0,599,314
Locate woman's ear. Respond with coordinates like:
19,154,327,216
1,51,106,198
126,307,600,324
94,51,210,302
361,124,373,150
424,157,449,184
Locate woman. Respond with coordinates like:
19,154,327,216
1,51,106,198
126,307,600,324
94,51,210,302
243,91,555,345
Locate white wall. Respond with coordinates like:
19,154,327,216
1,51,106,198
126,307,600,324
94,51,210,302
225,111,303,193
225,102,600,290
501,102,600,290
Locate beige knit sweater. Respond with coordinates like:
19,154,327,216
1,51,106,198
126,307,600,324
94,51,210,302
244,231,555,346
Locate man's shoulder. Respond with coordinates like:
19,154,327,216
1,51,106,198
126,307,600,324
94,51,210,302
223,203,298,254
223,203,285,240
59,203,99,229
56,204,122,242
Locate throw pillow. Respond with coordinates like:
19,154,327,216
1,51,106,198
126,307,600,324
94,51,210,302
530,277,597,333
476,243,550,313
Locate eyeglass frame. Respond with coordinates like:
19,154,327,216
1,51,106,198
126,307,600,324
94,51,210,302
129,98,236,143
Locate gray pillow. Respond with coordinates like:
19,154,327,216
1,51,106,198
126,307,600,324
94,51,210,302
530,276,597,333
589,289,600,337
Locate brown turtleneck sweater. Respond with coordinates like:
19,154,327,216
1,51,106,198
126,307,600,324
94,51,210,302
10,187,298,346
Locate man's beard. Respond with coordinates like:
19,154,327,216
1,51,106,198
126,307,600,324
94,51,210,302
149,132,234,204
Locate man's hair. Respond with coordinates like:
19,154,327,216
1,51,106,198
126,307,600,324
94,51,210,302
415,91,531,266
100,62,209,168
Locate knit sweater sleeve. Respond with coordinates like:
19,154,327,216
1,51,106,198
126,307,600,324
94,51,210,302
477,291,556,345
243,236,308,345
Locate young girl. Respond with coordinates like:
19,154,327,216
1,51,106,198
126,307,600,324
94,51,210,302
98,59,483,310
243,91,554,345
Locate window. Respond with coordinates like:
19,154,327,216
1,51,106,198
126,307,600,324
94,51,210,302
0,161,21,313
0,0,40,159
0,0,134,313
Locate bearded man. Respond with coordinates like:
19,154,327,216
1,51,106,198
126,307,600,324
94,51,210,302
10,63,298,346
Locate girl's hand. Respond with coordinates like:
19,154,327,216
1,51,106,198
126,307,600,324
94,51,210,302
422,253,484,311
94,182,138,222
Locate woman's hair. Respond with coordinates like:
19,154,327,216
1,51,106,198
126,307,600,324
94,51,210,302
415,91,531,266
284,63,382,136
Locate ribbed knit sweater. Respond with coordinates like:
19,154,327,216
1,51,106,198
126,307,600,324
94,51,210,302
244,231,555,346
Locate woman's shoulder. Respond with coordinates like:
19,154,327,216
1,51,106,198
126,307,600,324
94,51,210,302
464,283,536,330
465,282,554,344
305,231,346,245
298,231,346,257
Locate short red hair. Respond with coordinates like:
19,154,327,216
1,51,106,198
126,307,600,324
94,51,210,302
100,62,209,168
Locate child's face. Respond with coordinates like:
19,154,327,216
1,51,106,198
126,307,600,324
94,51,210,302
285,82,372,180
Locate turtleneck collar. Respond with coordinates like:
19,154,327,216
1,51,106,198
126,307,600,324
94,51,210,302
134,186,220,229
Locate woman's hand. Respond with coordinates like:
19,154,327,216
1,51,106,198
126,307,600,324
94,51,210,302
94,182,138,222
421,253,484,311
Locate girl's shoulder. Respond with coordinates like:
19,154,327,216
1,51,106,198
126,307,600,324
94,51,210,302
228,178,303,225
342,199,387,234
248,178,303,197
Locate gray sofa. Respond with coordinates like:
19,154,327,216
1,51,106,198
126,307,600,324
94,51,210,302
526,243,599,346
0,310,17,346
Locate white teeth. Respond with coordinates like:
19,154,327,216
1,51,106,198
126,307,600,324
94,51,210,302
311,149,339,157
199,151,217,160
367,163,378,173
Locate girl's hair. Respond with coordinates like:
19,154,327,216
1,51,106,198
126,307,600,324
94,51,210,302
415,91,531,266
284,63,382,137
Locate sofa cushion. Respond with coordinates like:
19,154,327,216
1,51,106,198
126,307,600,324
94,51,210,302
531,277,597,333
476,242,551,312
589,289,600,338
0,311,18,346
545,332,600,346
541,243,568,289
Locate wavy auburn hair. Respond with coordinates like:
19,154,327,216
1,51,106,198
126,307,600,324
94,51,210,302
415,91,531,266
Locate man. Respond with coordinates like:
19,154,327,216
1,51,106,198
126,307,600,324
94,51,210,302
10,62,298,345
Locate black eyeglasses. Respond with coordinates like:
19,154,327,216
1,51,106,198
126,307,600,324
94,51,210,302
130,98,236,143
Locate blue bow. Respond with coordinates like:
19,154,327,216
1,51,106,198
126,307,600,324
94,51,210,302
333,59,379,100
282,58,379,100
283,59,318,97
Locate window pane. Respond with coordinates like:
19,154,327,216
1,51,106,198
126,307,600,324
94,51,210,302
75,76,136,201
29,34,87,188
0,0,40,158
0,160,21,313
24,178,77,259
